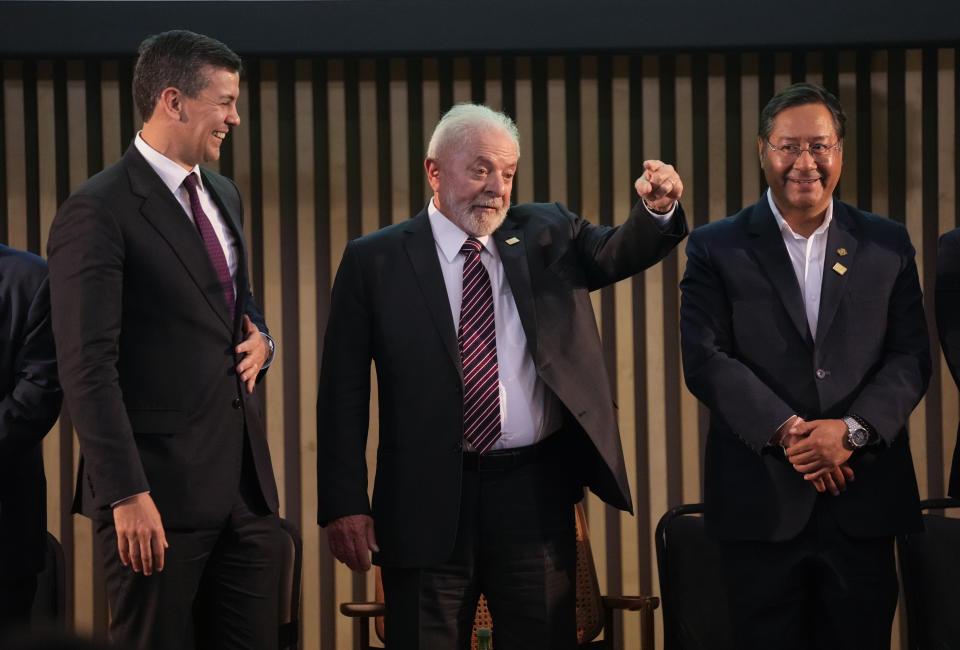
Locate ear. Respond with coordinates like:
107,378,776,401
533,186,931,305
157,87,186,122
757,136,766,165
424,157,441,193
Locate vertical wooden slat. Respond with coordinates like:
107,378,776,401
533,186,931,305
23,59,39,253
0,60,7,241
531,55,549,202
922,47,944,497
278,58,302,527
312,56,337,650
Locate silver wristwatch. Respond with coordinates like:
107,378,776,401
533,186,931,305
842,416,870,449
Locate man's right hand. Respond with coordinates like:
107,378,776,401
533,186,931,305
113,493,168,575
327,514,379,572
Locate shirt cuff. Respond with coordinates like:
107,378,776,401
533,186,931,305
261,332,276,369
111,491,149,508
770,414,799,447
642,199,677,225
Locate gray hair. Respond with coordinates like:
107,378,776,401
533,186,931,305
426,104,520,159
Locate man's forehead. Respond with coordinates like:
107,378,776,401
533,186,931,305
199,65,240,93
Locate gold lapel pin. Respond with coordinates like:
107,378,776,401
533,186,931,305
833,262,847,275
837,248,848,256
505,237,520,245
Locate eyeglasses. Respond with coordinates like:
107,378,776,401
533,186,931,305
765,140,841,162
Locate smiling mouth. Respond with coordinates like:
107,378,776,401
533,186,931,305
788,177,820,185
213,130,227,141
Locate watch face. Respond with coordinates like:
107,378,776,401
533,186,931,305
849,427,869,448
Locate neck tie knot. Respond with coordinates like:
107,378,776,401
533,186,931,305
183,172,200,193
461,237,484,257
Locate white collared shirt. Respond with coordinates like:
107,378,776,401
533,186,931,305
768,189,833,339
428,200,562,450
134,133,239,293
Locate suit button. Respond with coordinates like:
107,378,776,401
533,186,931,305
232,398,242,409
815,368,828,379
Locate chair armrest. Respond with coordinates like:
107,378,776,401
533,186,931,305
602,595,660,611
340,602,386,617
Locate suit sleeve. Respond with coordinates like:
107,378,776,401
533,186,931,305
316,241,373,525
48,193,151,506
679,229,796,451
848,229,930,443
0,274,62,461
937,230,960,390
566,199,688,290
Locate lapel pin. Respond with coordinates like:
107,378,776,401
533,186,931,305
837,248,848,256
505,237,520,245
833,262,847,275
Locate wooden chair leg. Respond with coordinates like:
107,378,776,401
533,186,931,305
640,600,654,650
359,618,370,650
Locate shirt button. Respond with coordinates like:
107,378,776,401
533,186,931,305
815,368,828,379
232,398,242,409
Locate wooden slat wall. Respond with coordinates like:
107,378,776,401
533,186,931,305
2,48,957,650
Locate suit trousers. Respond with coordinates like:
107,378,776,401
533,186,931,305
95,478,281,650
381,433,580,650
0,575,37,633
718,497,898,650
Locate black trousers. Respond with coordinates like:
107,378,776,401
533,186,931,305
382,435,580,650
719,500,898,650
96,487,281,650
0,575,37,634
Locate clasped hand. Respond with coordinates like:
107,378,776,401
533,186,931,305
780,417,854,496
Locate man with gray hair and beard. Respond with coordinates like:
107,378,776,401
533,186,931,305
317,103,687,649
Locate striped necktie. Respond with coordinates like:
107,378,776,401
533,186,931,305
458,237,501,455
183,173,236,321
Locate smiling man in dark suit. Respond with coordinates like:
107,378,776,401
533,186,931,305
317,103,688,649
0,244,62,634
48,30,279,650
680,83,929,649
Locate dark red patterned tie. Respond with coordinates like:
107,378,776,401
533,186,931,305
183,173,235,321
459,237,501,455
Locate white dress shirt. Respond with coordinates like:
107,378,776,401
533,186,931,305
428,201,562,450
134,133,239,294
768,189,833,339
768,189,833,441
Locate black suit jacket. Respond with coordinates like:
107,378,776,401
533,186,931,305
680,197,928,542
317,200,687,567
48,143,278,528
0,245,62,580
935,227,960,497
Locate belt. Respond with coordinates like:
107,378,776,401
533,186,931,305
462,432,565,472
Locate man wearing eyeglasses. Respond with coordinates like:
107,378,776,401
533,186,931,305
679,82,929,648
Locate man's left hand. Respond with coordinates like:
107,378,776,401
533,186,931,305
236,315,268,394
634,159,683,213
784,418,853,477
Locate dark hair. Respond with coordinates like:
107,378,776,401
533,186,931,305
133,30,242,121
758,82,846,141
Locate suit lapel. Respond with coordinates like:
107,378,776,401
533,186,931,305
403,211,462,378
494,216,539,361
815,202,857,347
125,146,234,331
746,199,814,348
